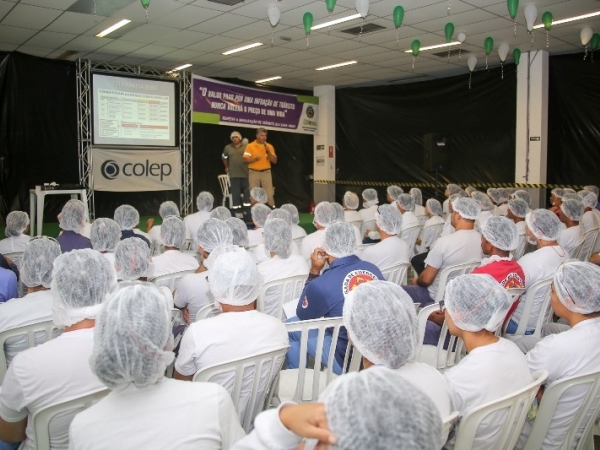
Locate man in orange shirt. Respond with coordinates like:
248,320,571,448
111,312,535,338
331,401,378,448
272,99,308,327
243,127,277,207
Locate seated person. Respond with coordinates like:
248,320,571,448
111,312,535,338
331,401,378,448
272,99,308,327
342,191,362,225
583,185,600,211
580,191,600,232
386,185,403,209
0,267,17,303
0,249,115,450
415,198,445,254
114,204,151,247
210,206,232,221
184,191,213,240
301,202,336,261
440,193,466,238
443,274,533,450
149,216,199,281
280,204,307,241
252,209,300,263
250,187,267,205
396,193,420,232
69,283,245,450
410,187,427,217
90,218,121,266
507,198,529,235
0,211,30,254
56,200,92,253
511,190,532,214
557,198,584,256
487,188,503,216
549,188,565,216
497,187,510,216
146,200,180,246
442,183,462,217
247,203,271,248
359,188,379,235
472,191,494,232
225,217,257,262
330,202,362,246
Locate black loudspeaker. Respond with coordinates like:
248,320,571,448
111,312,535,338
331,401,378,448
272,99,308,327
423,134,451,172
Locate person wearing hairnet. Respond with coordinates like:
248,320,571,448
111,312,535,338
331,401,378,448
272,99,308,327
415,199,445,254
549,188,565,216
175,249,288,422
511,190,532,211
403,197,482,307
113,204,151,248
286,222,383,374
410,187,426,217
358,188,379,234
149,216,198,283
252,209,302,264
583,185,600,211
396,193,420,231
90,218,121,266
329,202,362,247
507,198,529,236
246,203,270,248
57,200,93,253
0,249,115,449
0,211,30,254
386,185,403,209
280,204,307,242
507,209,569,335
359,204,410,271
146,201,180,247
184,191,214,240
443,183,462,217
496,188,510,216
231,368,443,450
580,191,600,233
441,192,465,238
249,187,267,206
301,202,336,262
472,191,494,233
222,130,250,210
68,283,245,450
515,262,600,449
556,198,584,256
342,191,362,226
442,274,533,450
486,188,503,216
210,206,232,221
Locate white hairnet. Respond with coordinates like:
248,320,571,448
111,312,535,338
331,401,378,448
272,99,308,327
320,368,443,450
560,198,584,221
465,186,477,196
582,192,598,209
263,218,292,258
554,261,600,314
386,186,403,200
445,274,512,332
195,218,233,252
343,191,359,210
5,211,29,237
91,283,174,390
203,243,240,270
362,188,379,207
449,193,465,205
51,249,117,327
160,216,185,248
280,204,300,224
426,199,442,216
584,185,599,198
487,188,501,204
452,197,481,220
562,192,580,202
447,184,462,195
578,190,589,200
250,187,267,204
209,206,232,221
397,194,415,212
482,216,519,251
114,205,139,230
498,188,510,203
343,281,418,369
196,191,214,212
59,200,87,233
375,204,403,235
314,202,337,227
551,188,565,200
268,208,292,226
209,249,261,306
563,188,576,195
409,188,423,206
226,217,249,247
472,191,494,212
525,209,561,241
321,222,356,258
251,203,271,227
115,238,153,281
158,201,179,218
513,190,531,205
90,218,121,252
330,202,345,222
508,199,528,218
21,237,61,288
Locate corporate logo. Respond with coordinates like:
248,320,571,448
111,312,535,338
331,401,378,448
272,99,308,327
101,160,119,180
100,158,172,181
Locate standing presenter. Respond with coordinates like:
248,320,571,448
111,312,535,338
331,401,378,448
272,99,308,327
244,127,277,207
222,131,250,210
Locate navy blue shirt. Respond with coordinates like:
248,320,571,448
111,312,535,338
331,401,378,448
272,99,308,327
120,230,151,247
57,230,92,253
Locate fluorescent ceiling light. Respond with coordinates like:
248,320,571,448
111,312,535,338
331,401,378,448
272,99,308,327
311,13,362,31
255,76,282,84
168,63,192,73
96,19,131,38
532,10,600,29
222,43,263,55
404,41,460,53
316,61,358,71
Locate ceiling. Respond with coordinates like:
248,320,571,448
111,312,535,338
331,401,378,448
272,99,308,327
0,0,599,90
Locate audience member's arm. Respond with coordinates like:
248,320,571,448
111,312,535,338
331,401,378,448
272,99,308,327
173,327,197,382
296,248,330,320
0,417,26,443
173,369,193,382
412,265,439,287
590,252,600,266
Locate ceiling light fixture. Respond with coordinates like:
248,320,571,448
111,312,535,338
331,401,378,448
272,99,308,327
255,76,282,84
316,61,358,71
96,19,132,38
168,63,192,73
532,10,600,29
311,13,362,31
222,42,263,55
403,41,460,53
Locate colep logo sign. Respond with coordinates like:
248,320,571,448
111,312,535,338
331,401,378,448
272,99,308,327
100,159,172,181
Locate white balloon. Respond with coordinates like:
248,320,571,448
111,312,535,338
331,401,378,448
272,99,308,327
268,5,281,28
524,4,538,32
498,43,510,62
468,55,477,72
581,27,593,45
355,0,369,17
457,32,466,43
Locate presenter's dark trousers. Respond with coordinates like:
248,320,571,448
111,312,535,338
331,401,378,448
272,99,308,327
230,177,250,209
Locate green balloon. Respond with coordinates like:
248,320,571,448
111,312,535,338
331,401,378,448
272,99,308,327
591,33,600,51
140,0,150,7
484,36,494,55
303,12,314,35
542,11,553,31
444,23,455,43
393,6,404,29
411,39,420,56
513,48,521,66
325,0,336,13
507,0,518,20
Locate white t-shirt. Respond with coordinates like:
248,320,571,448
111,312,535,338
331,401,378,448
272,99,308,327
344,210,362,225
291,224,307,240
252,242,300,264
580,210,599,232
0,234,30,254
150,250,199,280
257,255,309,318
133,228,151,242
441,214,455,237
558,225,583,256
515,220,527,235
148,225,162,245
442,198,450,215
475,210,493,233
0,328,104,450
498,204,509,216
173,271,212,322
359,205,378,234
424,229,482,299
401,211,420,231
301,229,325,261
444,338,533,450
359,236,410,271
247,228,264,248
69,378,245,450
414,204,426,218
515,245,570,329
184,210,211,240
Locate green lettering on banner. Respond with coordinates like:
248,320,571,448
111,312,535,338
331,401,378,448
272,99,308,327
296,95,319,104
192,112,220,124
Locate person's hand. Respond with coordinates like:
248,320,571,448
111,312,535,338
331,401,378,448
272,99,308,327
410,276,418,285
182,307,190,325
363,229,371,238
146,217,154,231
310,247,327,274
428,310,445,326
279,403,336,446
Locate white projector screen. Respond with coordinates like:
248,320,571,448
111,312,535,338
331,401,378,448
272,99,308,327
92,74,177,147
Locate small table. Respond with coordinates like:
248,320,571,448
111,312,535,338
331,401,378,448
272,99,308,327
29,187,88,236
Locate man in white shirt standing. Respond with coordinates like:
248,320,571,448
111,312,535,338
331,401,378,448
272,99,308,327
557,198,584,256
301,202,336,261
184,191,213,240
149,216,199,282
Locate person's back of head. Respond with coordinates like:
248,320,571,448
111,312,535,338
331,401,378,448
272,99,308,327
498,188,510,203
375,204,402,235
560,198,584,223
513,190,531,206
268,208,292,226
225,217,249,247
425,199,442,217
362,188,379,207
263,218,292,258
322,222,356,258
386,185,403,201
5,211,29,237
250,187,268,204
582,192,598,210
487,188,501,205
251,203,271,228
195,218,233,253
451,197,481,222
508,198,528,219
446,184,462,196
208,249,261,308
280,204,300,225
343,191,359,210
159,201,179,218
196,192,214,212
584,185,599,198
21,237,61,288
472,192,494,212
209,206,232,221
115,238,153,281
314,202,336,228
60,200,87,233
114,204,139,231
525,208,561,246
410,188,423,206
160,216,186,248
553,261,600,315
482,216,519,252
397,193,415,212
90,218,121,252
330,202,345,222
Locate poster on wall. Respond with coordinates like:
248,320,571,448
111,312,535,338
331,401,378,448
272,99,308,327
192,75,319,134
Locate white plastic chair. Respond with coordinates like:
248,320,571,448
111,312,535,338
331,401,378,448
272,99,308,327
421,222,444,251
348,219,362,231
505,278,553,340
149,269,196,291
381,262,410,286
256,274,307,321
360,219,375,236
0,320,62,384
573,227,599,262
443,410,460,445
31,388,109,450
292,236,304,249
433,260,481,302
522,368,600,450
218,174,233,209
416,214,428,227
512,234,528,260
193,345,289,433
401,224,422,256
195,303,221,321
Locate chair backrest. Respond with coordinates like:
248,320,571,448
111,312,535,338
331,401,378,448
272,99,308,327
381,262,410,286
217,174,232,208
433,260,481,302
421,223,444,250
453,369,549,450
195,303,221,321
256,274,308,321
193,345,289,433
31,388,109,450
348,220,362,230
292,236,304,249
522,368,600,450
401,225,422,256
512,234,528,260
443,410,460,443
360,219,375,236
151,242,165,256
150,269,196,291
506,278,553,338
0,320,62,384
573,227,598,262
416,214,428,227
